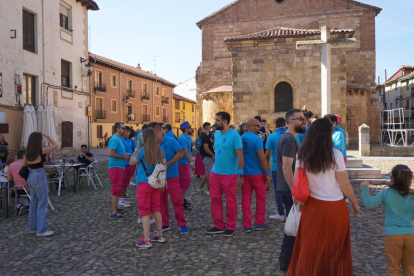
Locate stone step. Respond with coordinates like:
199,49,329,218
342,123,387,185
347,165,382,179
346,158,363,168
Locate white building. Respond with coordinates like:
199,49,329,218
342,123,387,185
0,0,98,154
380,66,414,112
173,77,196,101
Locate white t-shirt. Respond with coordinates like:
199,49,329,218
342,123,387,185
295,149,347,201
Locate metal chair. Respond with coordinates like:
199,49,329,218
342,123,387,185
77,160,103,190
45,166,64,196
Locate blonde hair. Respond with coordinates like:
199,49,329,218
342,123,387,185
6,152,17,166
142,128,163,165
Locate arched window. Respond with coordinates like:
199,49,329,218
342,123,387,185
274,82,293,112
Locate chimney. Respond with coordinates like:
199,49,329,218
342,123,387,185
137,63,141,69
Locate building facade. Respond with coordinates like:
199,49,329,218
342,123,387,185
89,53,175,147
196,0,382,145
174,77,196,101
0,0,98,153
172,94,196,138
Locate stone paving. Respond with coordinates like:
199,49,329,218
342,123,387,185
0,161,389,276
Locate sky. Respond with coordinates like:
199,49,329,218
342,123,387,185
88,0,414,85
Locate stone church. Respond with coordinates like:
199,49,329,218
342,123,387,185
196,0,382,145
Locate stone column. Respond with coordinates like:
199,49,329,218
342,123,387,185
359,124,370,156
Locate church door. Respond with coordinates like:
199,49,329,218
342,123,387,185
274,82,293,112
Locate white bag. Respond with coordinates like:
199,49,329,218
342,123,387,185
284,204,302,237
141,160,166,189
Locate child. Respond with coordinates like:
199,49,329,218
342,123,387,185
361,164,414,275
130,128,166,249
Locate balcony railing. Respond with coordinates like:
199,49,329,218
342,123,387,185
162,96,169,104
141,91,150,100
142,114,150,122
126,89,135,99
94,83,106,93
175,118,180,123
163,116,168,123
95,110,106,121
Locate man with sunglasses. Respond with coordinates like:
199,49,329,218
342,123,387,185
108,122,130,219
277,109,306,271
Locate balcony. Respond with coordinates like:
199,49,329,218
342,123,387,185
126,89,135,99
127,113,136,122
142,114,150,122
163,116,168,123
95,110,106,121
94,83,106,93
175,118,180,123
141,91,150,101
162,96,169,104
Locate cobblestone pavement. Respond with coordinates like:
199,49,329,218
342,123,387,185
0,162,389,276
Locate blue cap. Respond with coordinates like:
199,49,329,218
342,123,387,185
180,121,191,130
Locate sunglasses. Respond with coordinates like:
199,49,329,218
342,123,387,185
291,117,306,122
118,127,125,130
162,127,166,129
252,124,261,127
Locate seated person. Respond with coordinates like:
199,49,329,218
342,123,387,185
77,144,94,168
4,152,17,175
7,150,30,214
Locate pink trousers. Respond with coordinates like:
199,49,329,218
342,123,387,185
241,174,267,228
178,164,191,194
160,177,186,227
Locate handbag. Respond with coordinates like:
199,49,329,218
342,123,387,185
19,166,30,180
140,160,166,189
284,205,302,237
292,167,310,202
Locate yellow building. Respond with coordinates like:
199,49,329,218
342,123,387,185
173,93,196,138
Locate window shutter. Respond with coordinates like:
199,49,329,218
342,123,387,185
97,125,103,139
62,121,73,148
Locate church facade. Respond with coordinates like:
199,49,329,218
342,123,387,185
196,0,382,145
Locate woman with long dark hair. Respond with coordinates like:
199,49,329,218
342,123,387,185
287,118,359,276
24,132,58,236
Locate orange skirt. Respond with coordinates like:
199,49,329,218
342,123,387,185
287,197,353,276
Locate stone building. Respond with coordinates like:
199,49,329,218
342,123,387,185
196,0,382,145
173,93,196,137
0,0,99,153
89,53,175,147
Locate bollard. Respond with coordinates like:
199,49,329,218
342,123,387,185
359,124,370,156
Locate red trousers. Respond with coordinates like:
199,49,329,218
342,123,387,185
209,171,238,231
136,183,161,217
241,174,267,228
178,164,191,194
160,177,186,227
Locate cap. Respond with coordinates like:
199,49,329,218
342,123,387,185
180,121,192,130
335,115,341,122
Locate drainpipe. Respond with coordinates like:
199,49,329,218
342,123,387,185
41,0,45,106
152,80,155,122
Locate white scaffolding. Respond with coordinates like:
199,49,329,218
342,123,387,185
381,108,414,147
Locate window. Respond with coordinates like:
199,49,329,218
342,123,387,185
111,99,117,113
61,60,71,88
143,105,148,115
59,3,71,31
97,125,103,138
192,116,195,124
183,102,185,109
183,114,186,122
162,88,167,97
390,103,393,110
192,104,194,112
23,9,35,52
274,82,293,112
142,83,148,93
127,79,132,90
407,81,410,90
175,112,180,122
127,103,132,115
406,100,410,110
111,74,117,87
95,70,103,86
156,106,160,116
155,86,160,96
22,74,36,106
62,121,73,148
175,100,180,109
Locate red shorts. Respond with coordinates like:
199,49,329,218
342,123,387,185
136,182,161,216
178,164,191,194
109,167,124,196
123,165,136,187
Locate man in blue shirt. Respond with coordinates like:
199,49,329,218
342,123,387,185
177,121,194,211
241,119,270,232
108,122,130,219
136,124,148,148
265,117,287,221
148,123,189,235
165,124,176,139
324,114,347,162
205,112,244,237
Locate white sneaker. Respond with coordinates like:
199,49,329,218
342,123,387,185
205,191,210,196
129,181,135,186
118,202,131,208
37,230,54,237
269,214,286,221
137,218,142,224
122,198,132,204
150,219,155,225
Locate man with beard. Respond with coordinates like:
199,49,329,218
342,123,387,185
277,109,306,272
178,121,194,211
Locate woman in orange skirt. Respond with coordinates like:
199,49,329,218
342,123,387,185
287,118,360,276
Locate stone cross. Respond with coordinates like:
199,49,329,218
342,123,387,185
296,26,356,115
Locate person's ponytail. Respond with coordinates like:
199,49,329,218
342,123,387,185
390,165,414,197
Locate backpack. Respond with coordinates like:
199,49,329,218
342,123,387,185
141,160,166,189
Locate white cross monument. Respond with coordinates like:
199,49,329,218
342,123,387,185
296,26,356,115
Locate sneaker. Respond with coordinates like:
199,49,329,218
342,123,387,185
223,229,235,237
150,219,155,225
110,212,124,219
117,208,125,213
129,181,135,186
124,193,131,198
137,218,142,224
151,234,166,243
118,202,131,208
205,227,225,235
244,228,252,233
180,226,189,235
205,191,210,196
37,230,54,237
269,214,286,221
183,205,192,211
255,223,269,231
136,238,152,249
162,226,171,232
184,199,192,206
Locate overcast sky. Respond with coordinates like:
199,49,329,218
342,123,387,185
89,0,414,85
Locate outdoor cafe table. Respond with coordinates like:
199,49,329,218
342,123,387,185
45,163,82,194
0,176,11,218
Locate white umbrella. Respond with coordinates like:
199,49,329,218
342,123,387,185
45,106,58,146
29,105,38,133
21,105,31,148
37,106,47,146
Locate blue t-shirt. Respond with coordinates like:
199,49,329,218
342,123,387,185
265,127,286,171
188,135,193,153
296,126,309,147
130,138,137,151
241,131,264,175
137,132,143,147
121,137,133,166
212,129,243,175
135,148,157,185
195,138,201,154
159,135,182,179
178,133,191,165
333,126,347,158
166,130,176,139
108,135,126,169
362,188,414,236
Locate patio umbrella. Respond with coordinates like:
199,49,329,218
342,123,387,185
37,106,47,146
29,105,38,133
44,106,58,147
21,105,36,148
